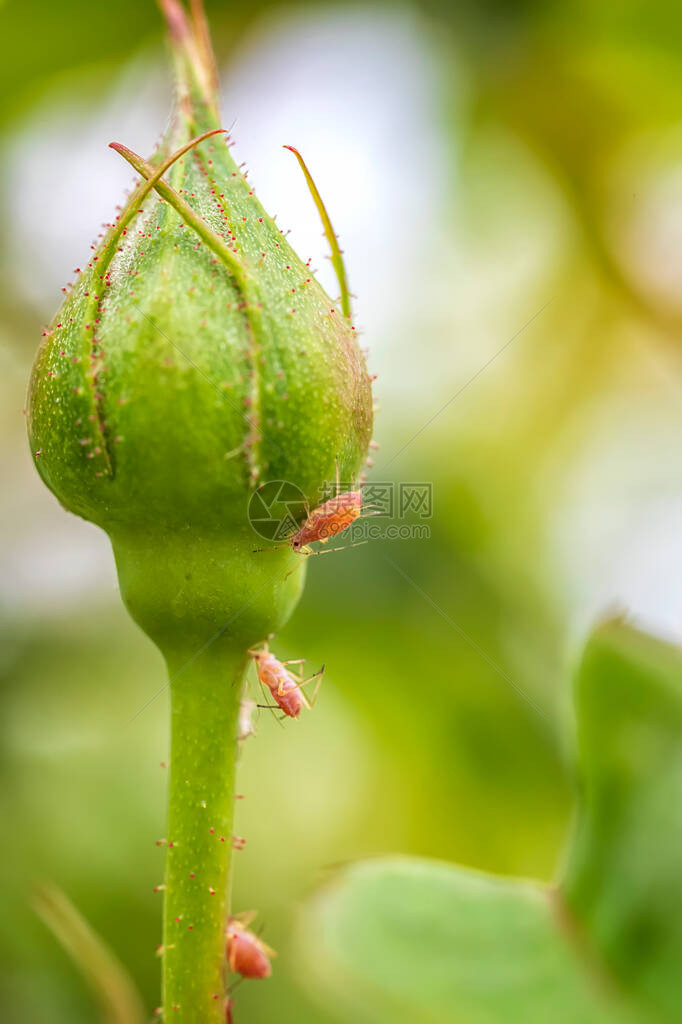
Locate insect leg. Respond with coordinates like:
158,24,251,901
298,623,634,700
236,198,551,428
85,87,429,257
305,539,369,557
232,910,258,928
291,666,325,709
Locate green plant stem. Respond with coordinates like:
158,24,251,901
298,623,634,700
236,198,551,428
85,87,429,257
162,640,246,1022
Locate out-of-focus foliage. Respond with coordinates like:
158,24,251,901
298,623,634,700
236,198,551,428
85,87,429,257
296,622,682,1023
1,0,681,1021
32,885,146,1024
565,624,682,1019
296,860,617,1024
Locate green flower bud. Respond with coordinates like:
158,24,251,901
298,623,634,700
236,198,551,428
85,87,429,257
27,1,373,654
27,3,374,1020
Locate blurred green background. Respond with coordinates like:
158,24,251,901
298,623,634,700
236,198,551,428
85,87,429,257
1,0,681,1021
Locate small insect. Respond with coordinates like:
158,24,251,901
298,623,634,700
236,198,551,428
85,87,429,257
226,918,275,979
290,488,365,554
290,459,380,555
253,462,377,561
248,642,324,718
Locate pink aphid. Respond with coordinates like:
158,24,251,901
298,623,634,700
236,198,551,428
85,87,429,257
249,644,323,718
226,920,274,979
290,490,363,553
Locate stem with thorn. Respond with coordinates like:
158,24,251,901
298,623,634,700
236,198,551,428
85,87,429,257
163,641,246,1022
112,523,302,1022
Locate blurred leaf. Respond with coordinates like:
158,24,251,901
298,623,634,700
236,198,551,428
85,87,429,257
0,0,159,126
33,885,147,1024
297,621,682,1022
295,858,620,1024
564,622,682,1020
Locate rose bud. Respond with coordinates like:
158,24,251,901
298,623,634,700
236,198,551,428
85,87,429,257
27,0,373,656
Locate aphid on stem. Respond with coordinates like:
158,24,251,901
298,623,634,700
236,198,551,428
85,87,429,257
248,642,323,719
226,916,275,979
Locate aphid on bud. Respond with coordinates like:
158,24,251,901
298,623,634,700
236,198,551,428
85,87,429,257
248,642,323,718
226,919,275,979
290,488,365,553
290,459,380,555
254,462,377,559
